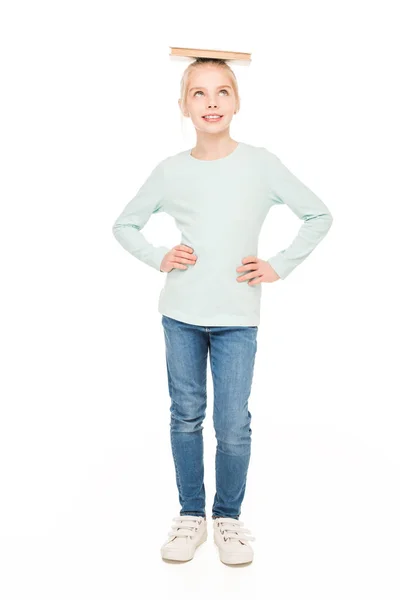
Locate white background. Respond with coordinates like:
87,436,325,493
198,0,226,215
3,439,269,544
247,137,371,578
1,0,399,598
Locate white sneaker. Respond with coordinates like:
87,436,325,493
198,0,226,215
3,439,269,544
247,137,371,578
213,517,256,564
160,515,207,561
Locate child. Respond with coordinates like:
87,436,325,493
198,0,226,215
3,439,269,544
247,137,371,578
112,57,333,565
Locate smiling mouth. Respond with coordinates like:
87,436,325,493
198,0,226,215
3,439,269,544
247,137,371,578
202,115,223,121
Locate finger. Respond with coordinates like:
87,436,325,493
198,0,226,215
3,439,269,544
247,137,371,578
174,248,197,257
171,262,188,269
248,275,263,285
242,256,258,264
173,256,196,264
237,270,260,282
236,263,257,272
177,244,194,253
173,250,197,263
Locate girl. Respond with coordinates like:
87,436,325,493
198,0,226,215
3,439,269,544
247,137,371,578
112,57,333,565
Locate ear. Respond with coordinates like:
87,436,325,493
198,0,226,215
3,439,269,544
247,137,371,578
236,96,241,113
178,98,186,116
179,100,189,117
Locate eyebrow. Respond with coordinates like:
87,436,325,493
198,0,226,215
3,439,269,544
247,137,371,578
188,85,233,92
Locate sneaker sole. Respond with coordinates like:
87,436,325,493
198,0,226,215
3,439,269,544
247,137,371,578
161,527,208,562
214,537,254,565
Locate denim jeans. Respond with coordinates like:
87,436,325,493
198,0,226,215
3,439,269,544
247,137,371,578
161,314,258,521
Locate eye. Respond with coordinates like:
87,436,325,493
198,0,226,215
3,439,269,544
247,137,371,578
193,89,229,96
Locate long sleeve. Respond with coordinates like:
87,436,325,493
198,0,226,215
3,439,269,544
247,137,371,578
112,160,170,272
265,152,333,279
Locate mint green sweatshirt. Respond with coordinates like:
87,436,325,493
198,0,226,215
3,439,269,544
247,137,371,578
112,142,333,326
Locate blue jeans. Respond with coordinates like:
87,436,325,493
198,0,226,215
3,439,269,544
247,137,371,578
161,315,258,520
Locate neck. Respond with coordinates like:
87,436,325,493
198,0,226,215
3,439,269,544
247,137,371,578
191,135,238,160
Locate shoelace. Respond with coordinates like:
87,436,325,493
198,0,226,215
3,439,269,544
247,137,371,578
216,518,256,543
168,516,203,539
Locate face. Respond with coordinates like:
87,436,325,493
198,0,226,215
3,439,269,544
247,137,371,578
179,66,238,133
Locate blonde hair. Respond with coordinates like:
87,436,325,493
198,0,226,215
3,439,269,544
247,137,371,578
179,58,240,117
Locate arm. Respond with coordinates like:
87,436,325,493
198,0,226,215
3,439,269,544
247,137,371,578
112,161,170,272
265,151,334,279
